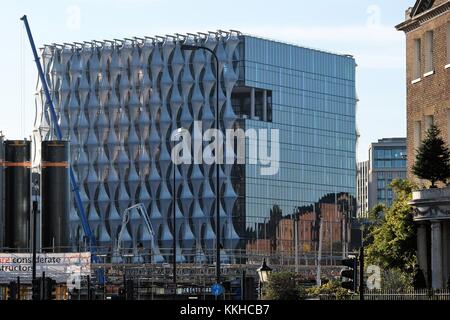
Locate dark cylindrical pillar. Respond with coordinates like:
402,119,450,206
4,140,31,251
0,134,4,249
41,141,70,252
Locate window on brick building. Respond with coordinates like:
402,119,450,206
447,22,450,66
413,39,422,80
414,121,422,156
447,110,450,144
425,115,434,131
424,31,434,74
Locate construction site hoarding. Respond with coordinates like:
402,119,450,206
0,252,90,283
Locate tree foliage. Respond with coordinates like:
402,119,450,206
382,269,414,291
264,272,304,300
368,203,387,223
365,179,417,274
413,124,450,187
306,280,354,300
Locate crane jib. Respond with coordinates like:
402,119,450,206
20,15,97,262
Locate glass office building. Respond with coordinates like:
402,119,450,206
357,138,406,219
240,36,357,262
34,31,357,264
368,138,407,209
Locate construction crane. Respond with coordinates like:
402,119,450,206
113,203,156,264
20,15,98,262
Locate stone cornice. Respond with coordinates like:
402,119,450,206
409,188,450,221
396,1,450,33
412,187,450,201
411,206,450,221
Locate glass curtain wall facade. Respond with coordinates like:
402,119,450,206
34,31,357,264
356,160,369,219
241,37,357,263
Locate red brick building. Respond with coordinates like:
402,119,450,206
396,0,450,182
397,0,450,289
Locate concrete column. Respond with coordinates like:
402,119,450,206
250,87,255,119
263,90,267,121
443,221,449,286
431,221,443,289
417,223,429,286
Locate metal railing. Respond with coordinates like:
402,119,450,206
364,289,450,300
0,245,348,267
316,289,450,300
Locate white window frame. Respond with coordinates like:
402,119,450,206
412,38,422,83
425,115,434,131
447,110,450,144
414,121,422,155
446,22,450,69
424,30,434,75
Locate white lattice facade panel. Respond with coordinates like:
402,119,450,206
37,32,242,263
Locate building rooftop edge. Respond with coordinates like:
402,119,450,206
241,33,356,60
395,1,450,32
41,29,356,62
374,137,407,142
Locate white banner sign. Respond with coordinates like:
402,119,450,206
0,252,91,283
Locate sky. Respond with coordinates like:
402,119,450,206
0,0,415,161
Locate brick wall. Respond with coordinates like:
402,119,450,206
403,5,450,183
435,0,449,7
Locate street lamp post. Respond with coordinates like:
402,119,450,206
256,258,272,300
171,128,187,297
31,181,39,284
293,208,299,273
172,136,177,294
181,44,221,285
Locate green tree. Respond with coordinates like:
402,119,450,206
368,203,387,223
306,280,354,300
264,272,304,300
365,179,417,274
382,269,414,291
413,124,450,187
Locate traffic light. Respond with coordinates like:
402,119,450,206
43,278,56,300
8,281,17,300
243,276,256,300
125,279,134,300
229,279,242,300
118,288,126,300
32,278,42,300
222,281,231,292
222,281,231,299
340,257,357,292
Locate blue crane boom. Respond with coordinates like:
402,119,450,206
20,15,98,261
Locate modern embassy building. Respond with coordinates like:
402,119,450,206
33,30,357,264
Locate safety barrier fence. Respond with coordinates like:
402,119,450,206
316,289,450,300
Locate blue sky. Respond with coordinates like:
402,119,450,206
0,0,414,160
